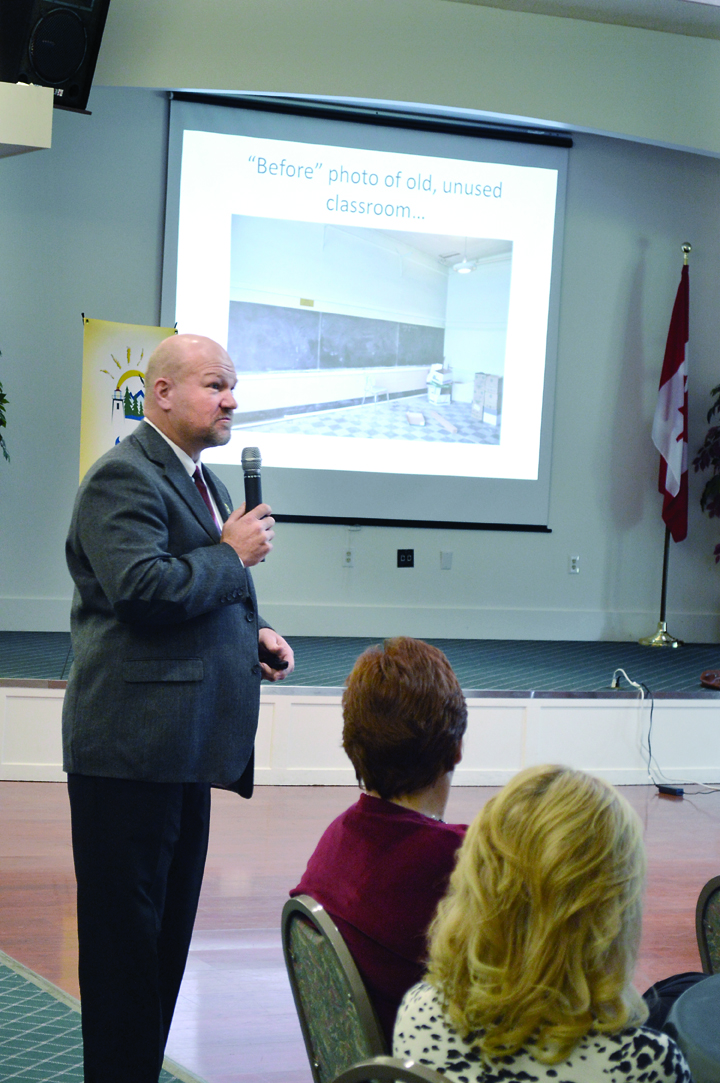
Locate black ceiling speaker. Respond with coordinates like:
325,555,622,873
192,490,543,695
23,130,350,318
0,0,112,113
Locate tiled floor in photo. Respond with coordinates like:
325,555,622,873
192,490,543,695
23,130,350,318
233,394,501,445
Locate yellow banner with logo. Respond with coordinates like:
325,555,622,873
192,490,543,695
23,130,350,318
79,318,175,481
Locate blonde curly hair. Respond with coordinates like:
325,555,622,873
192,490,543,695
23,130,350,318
425,764,648,1064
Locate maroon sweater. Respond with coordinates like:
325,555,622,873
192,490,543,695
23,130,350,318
290,793,465,1044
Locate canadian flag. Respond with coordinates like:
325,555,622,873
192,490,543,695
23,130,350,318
651,264,689,543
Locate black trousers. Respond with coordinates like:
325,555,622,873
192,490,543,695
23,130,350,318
67,774,211,1083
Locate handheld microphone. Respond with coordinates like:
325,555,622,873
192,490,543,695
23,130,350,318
242,445,285,669
241,447,262,512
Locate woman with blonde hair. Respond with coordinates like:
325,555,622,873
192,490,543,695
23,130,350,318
394,765,691,1083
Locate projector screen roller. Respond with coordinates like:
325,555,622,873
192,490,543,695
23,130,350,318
162,97,569,528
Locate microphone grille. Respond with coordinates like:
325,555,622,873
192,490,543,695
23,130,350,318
241,446,262,471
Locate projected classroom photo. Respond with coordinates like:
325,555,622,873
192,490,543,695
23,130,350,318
226,216,512,447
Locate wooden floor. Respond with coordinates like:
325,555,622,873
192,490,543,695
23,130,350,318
1,782,719,1083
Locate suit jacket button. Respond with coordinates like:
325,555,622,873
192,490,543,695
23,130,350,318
252,663,261,675
246,612,254,622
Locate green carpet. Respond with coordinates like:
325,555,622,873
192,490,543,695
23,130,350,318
0,950,207,1082
3,630,720,693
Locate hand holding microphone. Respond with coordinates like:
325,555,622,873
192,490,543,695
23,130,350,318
220,447,274,566
237,449,290,675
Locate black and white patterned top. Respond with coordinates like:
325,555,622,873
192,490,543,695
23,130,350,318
394,982,692,1083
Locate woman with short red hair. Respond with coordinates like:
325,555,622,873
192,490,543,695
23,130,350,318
290,636,468,1043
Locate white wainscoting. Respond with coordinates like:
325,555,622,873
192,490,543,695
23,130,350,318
2,682,718,786
0,684,67,782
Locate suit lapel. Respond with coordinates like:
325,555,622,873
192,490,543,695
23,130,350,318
132,422,221,541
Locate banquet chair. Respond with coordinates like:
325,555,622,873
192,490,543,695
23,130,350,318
282,895,387,1083
695,875,720,973
333,1056,448,1083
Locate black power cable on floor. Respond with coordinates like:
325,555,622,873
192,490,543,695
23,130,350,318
611,667,719,796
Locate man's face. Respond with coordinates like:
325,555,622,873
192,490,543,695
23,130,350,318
166,344,238,459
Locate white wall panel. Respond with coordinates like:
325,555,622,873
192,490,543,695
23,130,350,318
280,697,354,784
2,683,717,788
455,702,527,784
0,687,66,782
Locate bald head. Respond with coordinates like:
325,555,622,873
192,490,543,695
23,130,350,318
143,334,238,460
145,334,229,390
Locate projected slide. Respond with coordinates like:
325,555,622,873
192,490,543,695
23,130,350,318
227,217,511,447
174,129,559,483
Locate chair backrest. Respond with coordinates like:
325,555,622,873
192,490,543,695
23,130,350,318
332,1056,448,1083
282,895,387,1083
696,875,720,973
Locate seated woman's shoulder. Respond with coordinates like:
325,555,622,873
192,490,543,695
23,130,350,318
600,1025,692,1079
394,981,447,1035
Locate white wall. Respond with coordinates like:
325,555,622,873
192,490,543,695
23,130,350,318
251,133,720,642
0,89,168,630
2,91,720,641
444,254,512,398
93,0,720,157
230,218,447,324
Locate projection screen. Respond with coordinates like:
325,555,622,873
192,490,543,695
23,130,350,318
162,96,569,529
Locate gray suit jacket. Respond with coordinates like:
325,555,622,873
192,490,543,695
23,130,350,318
62,421,268,790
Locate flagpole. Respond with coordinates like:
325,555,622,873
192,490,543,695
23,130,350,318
639,524,683,646
659,524,670,624
639,242,690,648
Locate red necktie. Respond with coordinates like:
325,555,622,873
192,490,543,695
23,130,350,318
193,467,221,531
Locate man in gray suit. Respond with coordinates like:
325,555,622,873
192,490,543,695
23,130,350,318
63,333,294,1083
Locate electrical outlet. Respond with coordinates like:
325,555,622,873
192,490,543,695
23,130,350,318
397,549,414,568
440,550,453,570
343,548,354,568
569,555,580,574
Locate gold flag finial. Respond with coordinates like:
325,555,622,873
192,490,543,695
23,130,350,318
682,242,692,265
